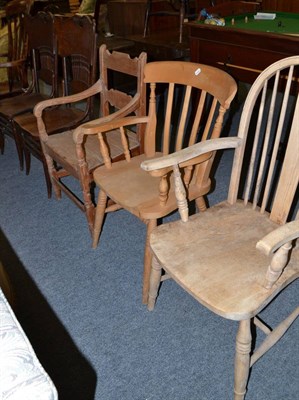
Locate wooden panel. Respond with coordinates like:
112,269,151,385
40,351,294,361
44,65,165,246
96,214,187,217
188,22,299,84
262,0,299,12
108,0,184,37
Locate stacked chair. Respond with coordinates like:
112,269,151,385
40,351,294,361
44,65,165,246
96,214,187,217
76,61,237,303
143,56,299,399
14,15,98,197
0,11,57,170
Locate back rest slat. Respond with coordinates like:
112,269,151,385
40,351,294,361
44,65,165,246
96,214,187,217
270,93,299,224
163,82,175,155
188,90,206,145
175,85,192,152
24,12,57,96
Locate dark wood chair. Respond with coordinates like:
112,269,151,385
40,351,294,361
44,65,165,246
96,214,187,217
144,56,299,399
33,44,147,234
143,0,198,43
87,61,237,303
14,15,97,198
0,11,57,170
0,0,32,155
0,0,32,98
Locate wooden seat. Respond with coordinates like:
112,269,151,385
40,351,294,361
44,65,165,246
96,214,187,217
33,44,147,233
87,61,237,303
0,11,57,170
142,56,299,399
14,15,97,198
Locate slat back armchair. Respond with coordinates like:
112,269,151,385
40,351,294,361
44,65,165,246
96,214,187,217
141,56,299,399
84,60,237,303
14,15,97,198
0,11,57,170
33,44,147,232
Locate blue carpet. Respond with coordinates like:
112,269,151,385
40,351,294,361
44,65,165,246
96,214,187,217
0,102,298,399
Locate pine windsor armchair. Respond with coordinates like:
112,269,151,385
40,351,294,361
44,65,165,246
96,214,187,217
142,56,299,399
81,61,237,303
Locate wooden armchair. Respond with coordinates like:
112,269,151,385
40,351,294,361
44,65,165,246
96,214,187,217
143,56,299,399
33,44,147,232
14,15,97,198
83,61,237,303
0,11,57,170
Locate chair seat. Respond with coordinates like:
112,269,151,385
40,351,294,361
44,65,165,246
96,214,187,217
45,128,140,176
150,201,299,320
0,93,49,118
14,107,87,137
93,152,211,219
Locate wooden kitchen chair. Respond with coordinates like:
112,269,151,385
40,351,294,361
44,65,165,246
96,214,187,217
143,56,299,399
14,15,97,198
0,11,57,170
86,61,237,303
33,44,147,232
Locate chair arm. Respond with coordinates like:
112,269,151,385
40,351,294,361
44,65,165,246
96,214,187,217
256,219,299,256
141,137,242,172
73,96,145,143
33,78,103,118
0,58,27,69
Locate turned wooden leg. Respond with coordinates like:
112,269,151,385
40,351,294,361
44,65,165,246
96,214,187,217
195,196,207,212
42,159,52,199
92,190,107,248
142,219,157,304
43,151,61,199
147,254,162,311
234,319,252,400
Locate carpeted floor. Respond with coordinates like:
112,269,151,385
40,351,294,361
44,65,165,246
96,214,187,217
0,91,298,399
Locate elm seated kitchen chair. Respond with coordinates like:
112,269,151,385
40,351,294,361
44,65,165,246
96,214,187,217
0,11,57,170
33,44,147,234
86,61,237,303
143,56,299,399
14,15,97,198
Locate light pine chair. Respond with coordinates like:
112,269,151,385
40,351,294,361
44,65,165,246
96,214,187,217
142,56,299,399
34,44,147,234
79,61,237,303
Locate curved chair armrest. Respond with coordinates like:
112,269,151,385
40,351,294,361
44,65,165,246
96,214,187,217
141,137,242,171
34,78,103,118
73,94,144,142
256,219,299,256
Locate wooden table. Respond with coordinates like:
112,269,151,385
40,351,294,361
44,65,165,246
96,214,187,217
188,12,299,83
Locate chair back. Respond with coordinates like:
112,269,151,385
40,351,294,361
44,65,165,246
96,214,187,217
4,0,32,91
227,56,299,225
54,15,97,118
24,11,58,97
99,44,147,150
144,60,237,189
